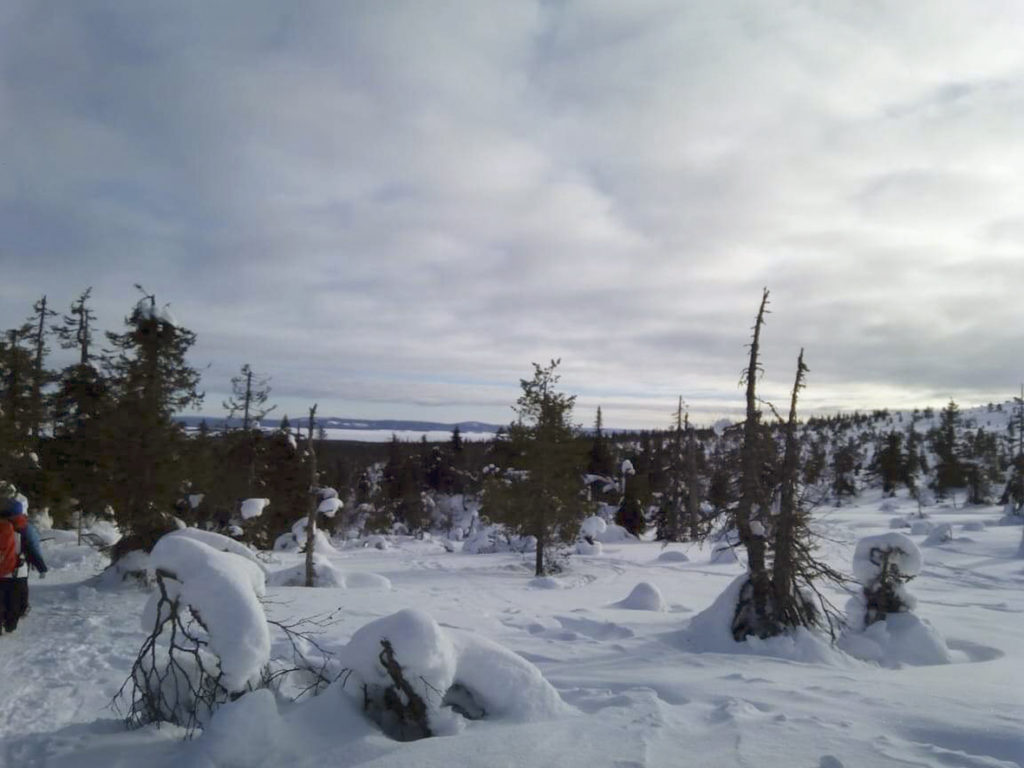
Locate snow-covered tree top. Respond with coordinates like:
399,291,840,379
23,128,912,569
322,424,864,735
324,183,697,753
852,532,922,585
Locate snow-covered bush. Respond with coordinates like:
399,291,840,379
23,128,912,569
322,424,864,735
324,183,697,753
273,517,339,554
338,609,566,740
840,532,950,666
116,534,270,734
851,533,920,627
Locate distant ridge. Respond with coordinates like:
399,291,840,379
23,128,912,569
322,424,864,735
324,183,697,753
175,415,502,433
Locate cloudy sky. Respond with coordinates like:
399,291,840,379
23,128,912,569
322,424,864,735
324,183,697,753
1,1,1022,429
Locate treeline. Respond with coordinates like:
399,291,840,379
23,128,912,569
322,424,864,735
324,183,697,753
2,288,1022,564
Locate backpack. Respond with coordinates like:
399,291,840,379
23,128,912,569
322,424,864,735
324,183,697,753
0,517,25,578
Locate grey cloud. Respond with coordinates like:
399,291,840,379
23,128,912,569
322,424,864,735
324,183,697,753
2,1,1023,428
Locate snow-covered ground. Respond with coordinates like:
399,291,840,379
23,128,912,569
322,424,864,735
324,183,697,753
2,492,1022,768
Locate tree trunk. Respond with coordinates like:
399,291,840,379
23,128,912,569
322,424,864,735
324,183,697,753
771,349,807,626
304,404,319,588
535,530,545,577
733,288,773,639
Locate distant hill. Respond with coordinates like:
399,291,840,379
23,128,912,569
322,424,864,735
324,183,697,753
175,415,502,434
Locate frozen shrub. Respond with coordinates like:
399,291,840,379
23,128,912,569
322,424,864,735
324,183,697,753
852,533,921,626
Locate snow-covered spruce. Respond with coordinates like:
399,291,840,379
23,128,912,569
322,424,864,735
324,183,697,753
838,532,950,666
337,609,566,740
116,534,271,732
850,532,921,626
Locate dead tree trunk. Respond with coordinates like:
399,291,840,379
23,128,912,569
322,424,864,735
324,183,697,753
304,404,319,588
770,349,813,628
685,412,701,540
732,288,774,640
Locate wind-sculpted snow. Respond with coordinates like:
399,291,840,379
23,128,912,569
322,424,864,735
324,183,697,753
146,535,270,692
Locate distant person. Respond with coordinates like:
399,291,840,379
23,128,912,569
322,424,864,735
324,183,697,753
0,482,48,634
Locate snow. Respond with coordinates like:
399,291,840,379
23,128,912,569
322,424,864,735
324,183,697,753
852,532,922,585
338,608,566,736
3,490,1024,768
240,497,270,520
164,527,265,571
655,549,689,563
839,596,952,667
612,581,666,611
145,534,270,692
579,515,607,538
317,497,342,517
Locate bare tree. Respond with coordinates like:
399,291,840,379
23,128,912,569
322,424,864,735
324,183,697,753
304,404,319,587
731,288,773,640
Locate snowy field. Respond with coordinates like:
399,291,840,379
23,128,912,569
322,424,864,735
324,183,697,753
2,492,1022,768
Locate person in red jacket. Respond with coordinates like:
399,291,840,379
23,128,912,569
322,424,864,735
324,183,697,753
0,482,48,634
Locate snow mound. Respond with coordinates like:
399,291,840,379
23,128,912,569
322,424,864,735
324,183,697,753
240,498,270,520
165,528,265,571
923,523,954,546
580,515,607,538
145,535,270,691
268,556,392,590
838,598,951,667
655,550,690,563
267,553,346,588
338,609,567,737
273,518,339,554
594,523,634,543
678,575,845,664
93,549,150,588
710,543,739,564
344,571,392,589
613,582,666,611
576,539,603,555
852,532,921,585
528,576,563,589
909,520,933,535
961,521,986,532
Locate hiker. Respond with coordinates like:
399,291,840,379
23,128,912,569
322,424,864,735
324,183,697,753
0,482,48,634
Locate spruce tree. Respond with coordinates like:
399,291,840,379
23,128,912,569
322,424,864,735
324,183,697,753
485,360,586,576
52,288,110,535
103,290,203,555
